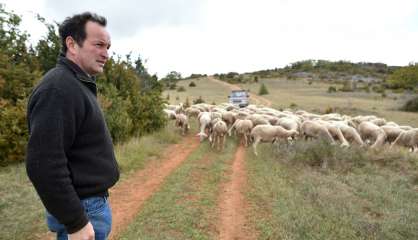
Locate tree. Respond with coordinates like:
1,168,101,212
258,83,269,95
35,15,61,74
387,63,418,89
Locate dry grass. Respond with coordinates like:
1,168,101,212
163,78,232,105
238,78,418,126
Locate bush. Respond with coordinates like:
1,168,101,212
258,83,269,95
0,99,28,165
254,76,259,83
401,96,418,112
289,103,297,108
193,96,205,104
340,81,355,92
184,97,190,108
177,86,186,92
324,106,334,114
189,81,196,87
391,88,404,94
98,87,132,143
371,85,386,94
327,86,337,93
169,83,177,90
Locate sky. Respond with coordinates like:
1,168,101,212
1,0,418,78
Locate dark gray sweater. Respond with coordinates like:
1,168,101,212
26,55,119,234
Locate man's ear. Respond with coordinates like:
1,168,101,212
65,36,78,55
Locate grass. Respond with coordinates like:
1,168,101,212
115,123,181,180
237,78,418,126
163,78,232,105
119,139,238,240
0,124,182,240
245,141,418,240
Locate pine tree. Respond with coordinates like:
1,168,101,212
258,83,269,95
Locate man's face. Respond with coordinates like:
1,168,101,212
74,21,111,76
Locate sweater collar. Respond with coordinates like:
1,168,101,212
57,53,97,84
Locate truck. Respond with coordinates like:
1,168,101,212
228,89,249,108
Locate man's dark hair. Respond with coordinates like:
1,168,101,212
59,12,107,53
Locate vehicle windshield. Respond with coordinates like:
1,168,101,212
231,91,246,97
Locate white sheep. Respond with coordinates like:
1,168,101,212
185,107,201,118
330,121,364,146
228,119,253,147
210,120,228,151
390,128,418,152
196,112,212,142
381,125,404,144
315,120,350,147
175,113,190,135
163,109,177,120
300,120,335,144
357,121,386,149
250,125,298,156
221,111,236,127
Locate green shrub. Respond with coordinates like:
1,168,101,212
98,87,132,143
391,88,404,94
177,86,186,92
169,83,177,90
258,83,269,95
184,97,190,108
340,81,355,92
193,96,205,104
189,81,196,87
0,99,29,165
401,96,418,112
327,86,337,93
324,106,334,114
371,85,385,94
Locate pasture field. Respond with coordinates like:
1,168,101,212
0,125,181,240
237,77,418,126
2,76,417,240
163,78,232,106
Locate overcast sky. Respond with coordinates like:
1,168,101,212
2,0,418,77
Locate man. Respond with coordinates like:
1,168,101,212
26,12,119,240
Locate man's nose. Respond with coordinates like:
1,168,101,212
102,49,109,60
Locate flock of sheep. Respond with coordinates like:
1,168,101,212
163,102,418,156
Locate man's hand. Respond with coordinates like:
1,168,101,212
68,222,95,240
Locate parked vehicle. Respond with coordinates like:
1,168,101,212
228,90,249,107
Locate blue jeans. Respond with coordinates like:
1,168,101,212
46,196,112,240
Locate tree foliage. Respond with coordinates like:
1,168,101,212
0,5,167,165
387,63,418,89
258,83,269,95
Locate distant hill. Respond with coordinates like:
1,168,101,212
215,60,401,83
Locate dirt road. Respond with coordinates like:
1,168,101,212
207,76,272,107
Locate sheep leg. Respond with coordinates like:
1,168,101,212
244,134,248,147
390,134,401,149
228,121,237,136
253,138,260,156
221,135,226,151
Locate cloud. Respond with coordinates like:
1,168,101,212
43,0,206,38
2,0,418,76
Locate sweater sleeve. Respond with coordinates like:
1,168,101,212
26,88,88,234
